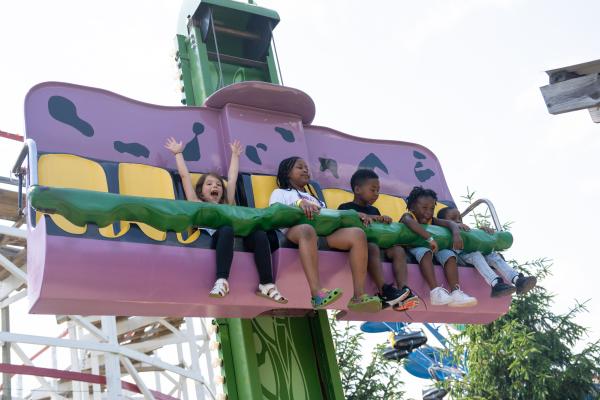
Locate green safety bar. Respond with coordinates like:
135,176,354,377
29,185,512,254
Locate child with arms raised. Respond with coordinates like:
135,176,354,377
338,169,419,311
437,206,536,296
269,157,381,312
400,186,477,307
165,137,287,304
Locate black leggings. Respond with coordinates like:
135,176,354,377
211,226,275,285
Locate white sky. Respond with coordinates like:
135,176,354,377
1,0,599,398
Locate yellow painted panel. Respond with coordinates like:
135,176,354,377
373,194,408,222
322,188,353,209
250,175,278,208
118,163,175,200
37,154,108,235
118,163,175,241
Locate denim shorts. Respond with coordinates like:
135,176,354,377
408,247,457,267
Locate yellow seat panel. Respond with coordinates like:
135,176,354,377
37,154,125,237
118,163,174,242
373,194,408,222
250,175,278,209
322,188,353,209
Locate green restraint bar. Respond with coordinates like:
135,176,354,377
30,185,512,254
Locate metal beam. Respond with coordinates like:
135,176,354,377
540,73,600,114
0,253,27,282
120,356,156,400
0,331,215,398
11,343,65,400
101,316,122,399
1,306,10,400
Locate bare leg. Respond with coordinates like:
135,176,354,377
367,243,385,291
443,256,460,290
326,227,368,298
286,224,321,296
385,245,407,288
419,252,438,290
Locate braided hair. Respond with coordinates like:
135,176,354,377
276,156,301,189
406,186,437,210
276,156,320,199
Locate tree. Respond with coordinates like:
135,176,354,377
444,191,600,399
330,317,405,400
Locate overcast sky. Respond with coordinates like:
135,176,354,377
1,0,599,398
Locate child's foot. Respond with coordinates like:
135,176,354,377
209,278,229,298
430,287,452,306
393,286,420,311
256,283,288,304
514,273,537,295
347,294,382,313
491,278,517,298
379,283,409,308
311,288,343,309
449,288,477,307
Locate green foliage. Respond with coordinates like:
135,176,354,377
330,317,404,400
444,190,600,400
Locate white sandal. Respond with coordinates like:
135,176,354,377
256,283,288,304
209,278,229,298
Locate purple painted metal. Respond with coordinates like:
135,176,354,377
219,104,308,176
24,82,225,175
28,217,509,320
204,81,316,124
24,81,508,321
24,81,452,200
304,126,453,201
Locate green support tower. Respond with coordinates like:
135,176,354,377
175,1,345,398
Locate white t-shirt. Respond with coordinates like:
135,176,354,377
269,188,325,208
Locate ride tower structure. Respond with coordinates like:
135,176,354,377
174,2,345,399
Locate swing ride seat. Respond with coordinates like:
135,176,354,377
20,81,512,322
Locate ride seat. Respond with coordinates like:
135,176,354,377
37,154,125,238
118,163,200,244
321,188,353,209
242,174,323,208
322,188,409,221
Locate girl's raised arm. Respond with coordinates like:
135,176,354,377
164,137,200,202
226,140,242,205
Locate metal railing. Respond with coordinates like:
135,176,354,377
460,198,503,231
11,139,37,216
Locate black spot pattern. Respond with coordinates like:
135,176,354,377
413,150,427,160
412,150,435,182
182,122,205,161
114,141,150,158
318,157,339,178
358,153,389,175
245,145,262,165
48,96,94,137
274,127,295,142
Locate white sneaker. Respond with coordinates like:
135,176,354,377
449,288,477,307
430,287,452,306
